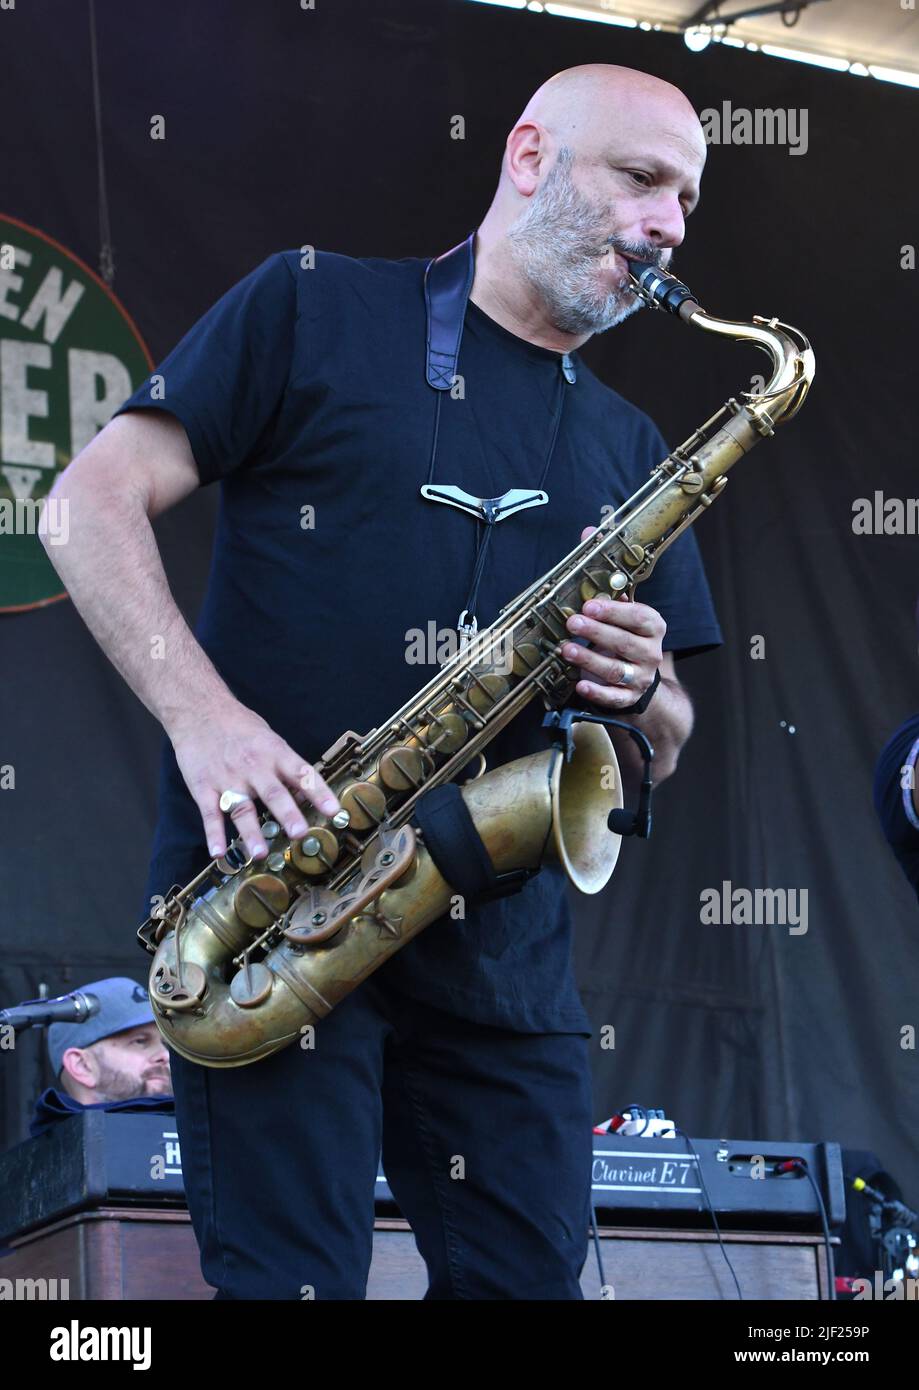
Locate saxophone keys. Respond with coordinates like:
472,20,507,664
233,873,292,929
620,544,646,569
465,672,509,712
700,476,728,503
360,825,418,880
215,840,252,876
283,888,350,945
580,571,609,602
512,641,542,677
290,827,339,875
379,746,426,791
339,780,387,831
151,961,207,1012
420,710,468,753
229,961,274,1009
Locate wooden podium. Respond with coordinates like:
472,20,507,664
1,1206,213,1300
0,1208,832,1300
369,1219,833,1300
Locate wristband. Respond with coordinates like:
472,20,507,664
620,667,661,715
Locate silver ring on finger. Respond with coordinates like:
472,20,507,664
618,660,636,688
219,789,252,813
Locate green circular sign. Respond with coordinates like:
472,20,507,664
0,215,152,611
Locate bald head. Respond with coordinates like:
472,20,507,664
516,64,703,154
471,63,706,346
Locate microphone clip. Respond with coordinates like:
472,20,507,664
542,707,654,839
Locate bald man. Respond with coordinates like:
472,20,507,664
42,65,721,1300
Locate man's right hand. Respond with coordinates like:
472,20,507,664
168,698,342,861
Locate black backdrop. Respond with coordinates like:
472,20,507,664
1,0,917,1209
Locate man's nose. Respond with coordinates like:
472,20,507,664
642,197,686,251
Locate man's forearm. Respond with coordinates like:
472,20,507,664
37,415,339,859
41,476,234,736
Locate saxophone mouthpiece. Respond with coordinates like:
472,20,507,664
626,257,701,321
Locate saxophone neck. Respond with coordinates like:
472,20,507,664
626,257,815,428
685,307,815,430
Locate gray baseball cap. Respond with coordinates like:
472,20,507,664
47,977,156,1081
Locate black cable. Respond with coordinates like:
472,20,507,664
425,389,443,486
594,1109,743,1298
786,1160,836,1300
623,1101,649,1138
674,1129,744,1300
589,1105,647,1295
589,1199,609,1294
427,363,569,633
537,371,567,493
591,1108,742,1298
461,524,497,633
542,708,655,839
460,372,566,628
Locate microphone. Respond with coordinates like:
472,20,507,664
608,768,653,839
852,1176,919,1227
0,990,101,1031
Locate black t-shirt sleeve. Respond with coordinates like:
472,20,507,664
631,421,723,660
873,714,919,900
110,252,297,486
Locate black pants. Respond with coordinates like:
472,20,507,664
170,975,593,1299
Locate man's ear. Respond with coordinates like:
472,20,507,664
504,121,546,198
60,1044,97,1090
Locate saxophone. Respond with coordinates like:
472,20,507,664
138,260,815,1067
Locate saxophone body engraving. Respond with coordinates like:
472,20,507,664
138,263,815,1067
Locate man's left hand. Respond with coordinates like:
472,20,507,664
560,525,666,710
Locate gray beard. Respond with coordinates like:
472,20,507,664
506,150,659,336
91,1061,171,1102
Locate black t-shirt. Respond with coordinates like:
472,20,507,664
114,249,722,1033
873,714,919,901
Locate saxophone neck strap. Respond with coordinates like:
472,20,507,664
424,230,477,391
421,228,559,638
